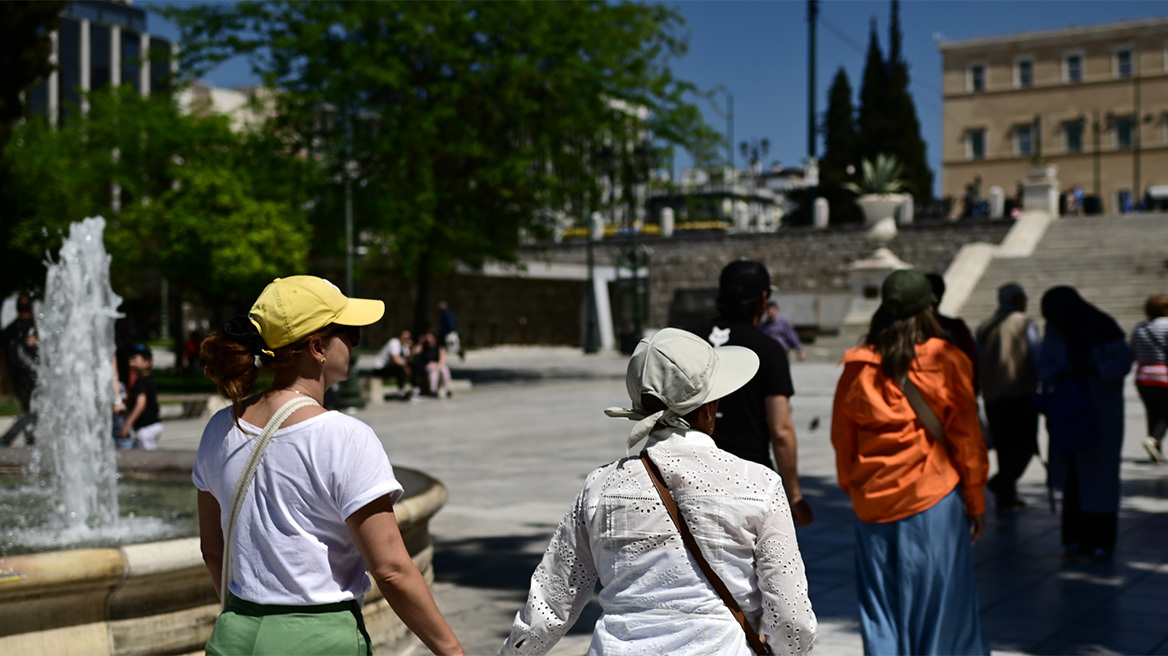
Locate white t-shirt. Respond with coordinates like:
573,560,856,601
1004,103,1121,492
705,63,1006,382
193,406,403,605
373,338,406,370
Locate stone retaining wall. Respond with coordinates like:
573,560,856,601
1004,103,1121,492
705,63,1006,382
362,221,1012,349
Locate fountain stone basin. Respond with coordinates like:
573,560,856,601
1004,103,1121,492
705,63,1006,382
0,448,447,656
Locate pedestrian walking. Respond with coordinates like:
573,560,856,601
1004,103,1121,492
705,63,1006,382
1131,293,1168,463
689,259,813,527
831,269,990,656
927,273,980,393
977,283,1041,512
759,300,806,361
196,275,464,656
1038,286,1132,562
1,294,38,447
438,301,463,361
500,328,817,655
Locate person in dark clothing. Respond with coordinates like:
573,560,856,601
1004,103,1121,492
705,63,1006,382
437,301,463,362
977,283,1041,512
927,273,980,393
411,332,452,398
1038,286,1131,561
2,294,38,446
119,344,163,450
687,259,812,527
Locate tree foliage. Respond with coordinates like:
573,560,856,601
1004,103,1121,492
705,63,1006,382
2,87,314,307
883,0,932,199
163,0,718,331
819,67,862,224
0,1,63,156
854,3,932,200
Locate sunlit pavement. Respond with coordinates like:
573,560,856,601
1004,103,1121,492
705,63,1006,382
5,346,1166,655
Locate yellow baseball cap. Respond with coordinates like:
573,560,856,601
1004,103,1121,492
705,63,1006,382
249,276,385,349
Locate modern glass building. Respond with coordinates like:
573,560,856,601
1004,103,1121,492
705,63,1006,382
26,0,174,126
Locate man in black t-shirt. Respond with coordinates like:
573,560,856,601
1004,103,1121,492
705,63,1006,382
689,259,813,527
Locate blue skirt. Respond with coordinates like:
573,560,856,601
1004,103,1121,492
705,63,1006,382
854,488,988,656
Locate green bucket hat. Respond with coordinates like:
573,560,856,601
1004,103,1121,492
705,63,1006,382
880,269,937,320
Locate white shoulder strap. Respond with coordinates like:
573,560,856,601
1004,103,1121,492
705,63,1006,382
220,395,320,608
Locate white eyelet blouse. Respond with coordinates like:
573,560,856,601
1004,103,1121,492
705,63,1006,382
499,428,817,655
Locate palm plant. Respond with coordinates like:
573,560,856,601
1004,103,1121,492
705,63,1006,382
844,154,907,195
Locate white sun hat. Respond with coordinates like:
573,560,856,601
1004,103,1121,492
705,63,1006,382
606,327,759,452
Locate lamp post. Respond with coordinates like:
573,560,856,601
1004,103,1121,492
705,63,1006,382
739,137,771,184
625,140,653,342
316,104,379,408
583,208,600,354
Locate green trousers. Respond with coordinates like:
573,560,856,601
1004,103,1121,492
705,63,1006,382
206,595,373,656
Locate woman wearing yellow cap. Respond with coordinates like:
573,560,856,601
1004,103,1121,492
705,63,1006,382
196,276,464,656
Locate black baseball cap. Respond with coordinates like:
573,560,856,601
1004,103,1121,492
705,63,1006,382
717,259,775,305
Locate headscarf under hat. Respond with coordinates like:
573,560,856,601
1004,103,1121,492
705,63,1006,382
605,328,759,453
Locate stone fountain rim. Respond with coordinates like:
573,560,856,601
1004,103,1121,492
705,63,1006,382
0,447,448,551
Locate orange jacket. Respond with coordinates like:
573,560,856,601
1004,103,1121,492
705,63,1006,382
831,338,988,523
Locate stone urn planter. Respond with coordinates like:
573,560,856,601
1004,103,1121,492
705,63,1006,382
857,193,906,247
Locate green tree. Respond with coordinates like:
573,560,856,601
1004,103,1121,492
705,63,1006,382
0,1,65,297
857,18,893,169
819,67,862,224
0,1,62,155
884,0,932,199
3,87,314,331
164,0,718,333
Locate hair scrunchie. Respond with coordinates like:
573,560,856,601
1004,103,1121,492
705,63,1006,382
223,314,274,357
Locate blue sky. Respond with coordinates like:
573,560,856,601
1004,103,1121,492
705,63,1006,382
146,1,1168,197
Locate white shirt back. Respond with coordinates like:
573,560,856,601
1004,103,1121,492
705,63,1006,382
193,407,403,605
501,428,816,655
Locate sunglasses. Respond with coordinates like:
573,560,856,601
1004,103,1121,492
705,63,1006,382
326,325,361,347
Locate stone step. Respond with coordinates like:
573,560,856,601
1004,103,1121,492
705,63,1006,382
954,214,1168,335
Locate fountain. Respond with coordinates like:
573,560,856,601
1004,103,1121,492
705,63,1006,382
32,216,122,532
0,218,448,655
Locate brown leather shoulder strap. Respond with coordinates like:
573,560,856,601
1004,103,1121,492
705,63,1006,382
640,452,773,655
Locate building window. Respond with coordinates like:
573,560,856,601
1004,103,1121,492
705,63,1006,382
968,64,985,92
1015,58,1034,88
1015,125,1034,156
966,128,986,160
1064,52,1083,83
1064,120,1084,153
1116,48,1133,78
1115,116,1134,149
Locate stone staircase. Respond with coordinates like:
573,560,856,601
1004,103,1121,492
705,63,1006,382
955,213,1168,333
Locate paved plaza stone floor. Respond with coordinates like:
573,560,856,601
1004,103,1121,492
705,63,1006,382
5,345,1168,655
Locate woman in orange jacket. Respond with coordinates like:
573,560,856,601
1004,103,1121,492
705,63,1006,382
831,269,990,656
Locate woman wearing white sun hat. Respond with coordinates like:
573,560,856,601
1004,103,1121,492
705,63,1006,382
501,328,816,656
